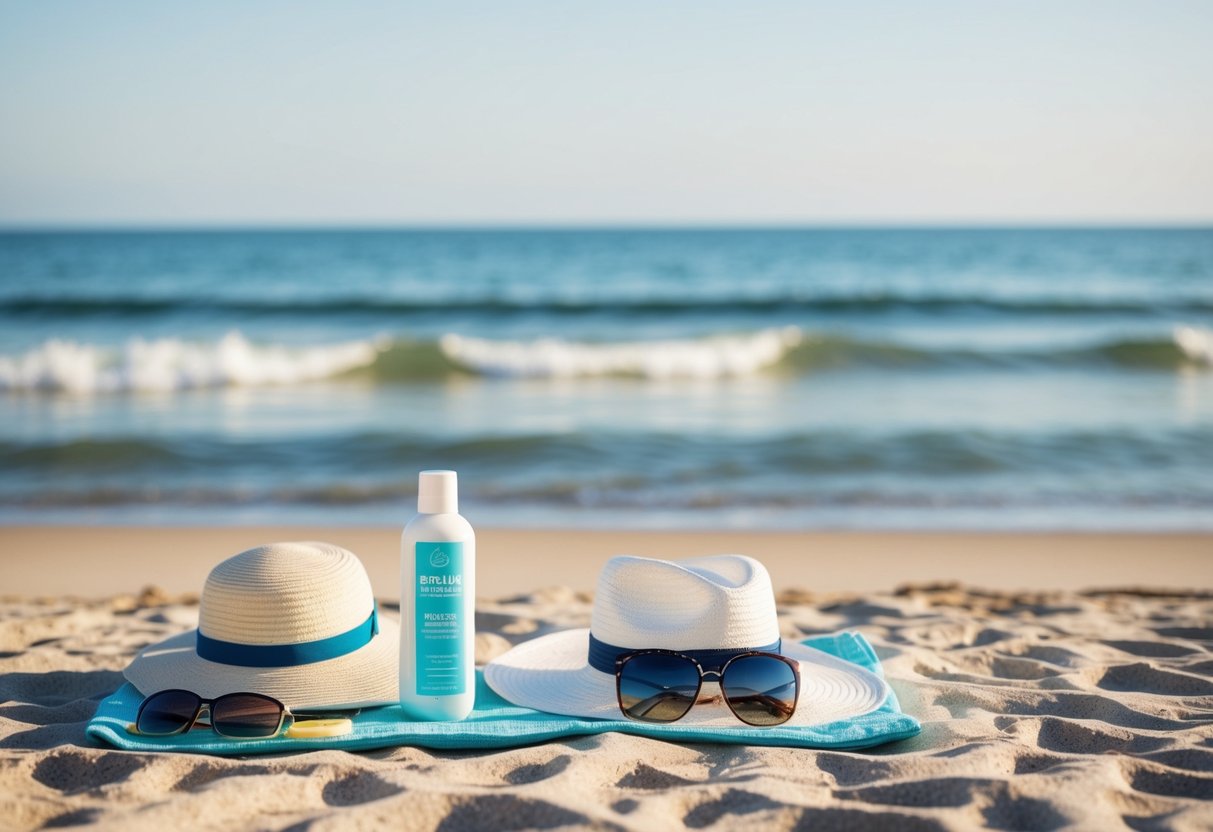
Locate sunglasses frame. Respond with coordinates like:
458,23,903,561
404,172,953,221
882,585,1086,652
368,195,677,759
135,689,292,740
613,649,801,726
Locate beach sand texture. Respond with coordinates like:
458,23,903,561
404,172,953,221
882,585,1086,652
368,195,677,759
4,568,1213,830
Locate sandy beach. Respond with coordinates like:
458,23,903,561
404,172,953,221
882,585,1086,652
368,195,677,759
2,527,1212,830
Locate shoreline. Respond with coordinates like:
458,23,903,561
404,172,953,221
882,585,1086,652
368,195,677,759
3,526,1210,599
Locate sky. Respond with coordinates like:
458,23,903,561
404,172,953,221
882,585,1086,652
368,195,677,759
1,1,1211,226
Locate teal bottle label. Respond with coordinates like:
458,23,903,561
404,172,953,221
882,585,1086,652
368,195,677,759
414,541,466,696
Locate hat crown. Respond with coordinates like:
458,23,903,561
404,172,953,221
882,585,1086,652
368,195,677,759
589,555,779,650
199,542,374,646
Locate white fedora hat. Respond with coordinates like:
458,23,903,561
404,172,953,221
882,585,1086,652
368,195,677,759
124,542,398,710
485,555,889,727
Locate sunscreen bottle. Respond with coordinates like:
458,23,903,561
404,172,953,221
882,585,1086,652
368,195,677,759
400,470,476,721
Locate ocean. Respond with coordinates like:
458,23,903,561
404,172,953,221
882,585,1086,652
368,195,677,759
1,228,1210,530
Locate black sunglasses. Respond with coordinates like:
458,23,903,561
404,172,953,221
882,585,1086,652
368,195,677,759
135,689,294,739
614,650,800,726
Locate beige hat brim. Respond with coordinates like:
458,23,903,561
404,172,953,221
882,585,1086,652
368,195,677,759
484,627,890,727
123,612,400,710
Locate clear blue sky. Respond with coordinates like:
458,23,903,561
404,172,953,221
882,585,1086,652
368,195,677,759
1,1,1211,226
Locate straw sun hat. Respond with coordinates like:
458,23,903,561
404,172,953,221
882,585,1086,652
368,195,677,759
485,554,890,727
124,542,398,710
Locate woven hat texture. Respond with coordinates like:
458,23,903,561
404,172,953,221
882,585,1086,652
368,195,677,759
124,541,398,710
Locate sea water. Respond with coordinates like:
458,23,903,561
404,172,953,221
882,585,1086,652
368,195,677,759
0,228,1210,530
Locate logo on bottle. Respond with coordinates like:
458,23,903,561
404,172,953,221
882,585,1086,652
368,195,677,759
428,547,450,568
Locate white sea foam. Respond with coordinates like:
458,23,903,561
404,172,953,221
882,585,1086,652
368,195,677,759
0,332,381,393
1174,325,1213,365
439,327,803,379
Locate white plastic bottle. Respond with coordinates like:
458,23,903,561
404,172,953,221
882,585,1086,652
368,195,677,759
399,470,476,721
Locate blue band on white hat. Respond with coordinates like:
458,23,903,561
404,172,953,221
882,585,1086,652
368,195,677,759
587,633,781,675
196,606,380,668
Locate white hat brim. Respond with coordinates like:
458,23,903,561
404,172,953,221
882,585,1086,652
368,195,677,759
123,612,400,711
484,628,890,727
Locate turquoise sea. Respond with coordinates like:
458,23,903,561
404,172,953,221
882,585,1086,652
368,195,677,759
1,228,1211,530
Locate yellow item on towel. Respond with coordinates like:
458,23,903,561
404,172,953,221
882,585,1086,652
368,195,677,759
285,718,353,739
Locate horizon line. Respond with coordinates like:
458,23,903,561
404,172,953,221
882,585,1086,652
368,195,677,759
2,219,1212,233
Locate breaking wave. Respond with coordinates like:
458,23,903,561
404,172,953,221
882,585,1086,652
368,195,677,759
438,328,802,379
0,325,1209,393
0,331,381,393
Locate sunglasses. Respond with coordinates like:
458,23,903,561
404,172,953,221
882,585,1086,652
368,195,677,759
135,689,307,740
614,649,800,726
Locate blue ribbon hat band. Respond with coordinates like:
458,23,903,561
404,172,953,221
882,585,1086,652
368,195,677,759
196,606,380,668
587,632,782,675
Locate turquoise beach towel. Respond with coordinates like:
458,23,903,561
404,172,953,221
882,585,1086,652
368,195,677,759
86,631,919,755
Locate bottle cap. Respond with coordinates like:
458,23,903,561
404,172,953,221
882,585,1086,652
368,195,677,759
418,470,458,514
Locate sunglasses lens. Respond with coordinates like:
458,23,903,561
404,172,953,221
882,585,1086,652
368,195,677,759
211,693,284,738
721,655,799,726
137,690,201,736
617,653,701,723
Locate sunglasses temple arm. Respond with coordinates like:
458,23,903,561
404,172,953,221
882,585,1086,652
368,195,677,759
291,708,355,719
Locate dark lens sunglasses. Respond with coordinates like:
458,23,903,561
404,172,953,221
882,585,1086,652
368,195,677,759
135,689,293,739
614,650,800,726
